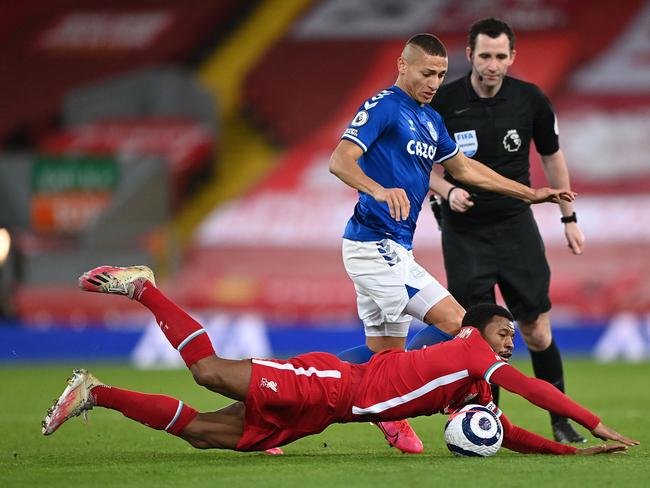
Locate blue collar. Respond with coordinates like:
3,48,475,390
390,85,425,110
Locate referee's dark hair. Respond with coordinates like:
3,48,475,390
468,17,515,52
407,33,447,58
462,303,514,332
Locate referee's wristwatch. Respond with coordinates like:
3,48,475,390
561,212,577,223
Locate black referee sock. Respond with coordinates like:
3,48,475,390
528,339,566,424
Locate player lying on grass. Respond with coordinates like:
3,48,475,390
42,266,639,455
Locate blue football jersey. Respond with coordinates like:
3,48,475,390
341,85,459,249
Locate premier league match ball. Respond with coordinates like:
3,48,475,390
444,404,503,457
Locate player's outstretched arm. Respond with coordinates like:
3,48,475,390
441,151,576,204
491,365,639,447
575,444,629,455
329,140,410,221
590,422,640,446
500,413,576,455
500,414,634,455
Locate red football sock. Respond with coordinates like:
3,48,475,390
137,281,215,367
92,385,198,436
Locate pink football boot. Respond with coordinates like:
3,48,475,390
374,419,424,454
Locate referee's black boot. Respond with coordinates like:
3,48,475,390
552,418,587,443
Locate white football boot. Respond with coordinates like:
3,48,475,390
42,369,104,436
78,265,155,300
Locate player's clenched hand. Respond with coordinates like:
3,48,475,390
448,187,474,213
591,422,640,446
373,187,410,221
529,188,577,204
575,444,629,455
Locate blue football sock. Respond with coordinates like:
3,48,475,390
407,325,454,350
337,344,375,363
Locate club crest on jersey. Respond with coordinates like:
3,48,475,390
503,129,521,152
351,110,369,127
454,130,478,157
260,378,278,392
427,121,438,141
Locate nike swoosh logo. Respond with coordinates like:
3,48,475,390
454,107,471,115
376,423,400,446
384,431,399,446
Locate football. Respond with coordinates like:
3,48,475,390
444,404,503,457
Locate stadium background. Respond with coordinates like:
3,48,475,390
1,0,649,367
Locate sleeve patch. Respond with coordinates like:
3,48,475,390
484,401,502,418
351,110,369,127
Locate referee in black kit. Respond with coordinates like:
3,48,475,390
422,17,586,443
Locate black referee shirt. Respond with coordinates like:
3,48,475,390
431,73,560,226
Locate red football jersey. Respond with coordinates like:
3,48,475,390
345,327,505,422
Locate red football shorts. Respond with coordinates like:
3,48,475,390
236,352,352,451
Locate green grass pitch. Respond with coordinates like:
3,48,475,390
2,359,648,487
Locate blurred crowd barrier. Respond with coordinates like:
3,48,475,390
2,311,650,363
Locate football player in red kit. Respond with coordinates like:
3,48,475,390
42,266,638,455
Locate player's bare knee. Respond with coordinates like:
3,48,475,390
190,364,208,387
367,335,405,352
432,313,463,336
423,297,464,336
443,318,462,336
186,431,234,450
190,362,225,390
186,437,211,449
179,425,213,449
520,328,551,351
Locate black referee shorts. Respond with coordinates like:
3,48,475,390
441,209,551,323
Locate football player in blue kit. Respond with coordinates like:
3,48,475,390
329,33,576,454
